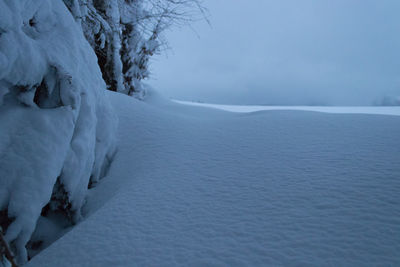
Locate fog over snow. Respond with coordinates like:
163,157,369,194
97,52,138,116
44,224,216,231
149,0,400,106
1,1,400,266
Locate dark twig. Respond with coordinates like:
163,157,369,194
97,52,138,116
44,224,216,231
0,228,18,267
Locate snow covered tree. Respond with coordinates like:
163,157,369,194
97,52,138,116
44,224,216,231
0,0,117,264
0,0,205,264
63,0,206,97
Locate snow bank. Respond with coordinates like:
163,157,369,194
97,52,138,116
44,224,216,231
0,0,117,263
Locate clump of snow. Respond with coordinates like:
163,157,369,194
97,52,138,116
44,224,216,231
0,0,117,264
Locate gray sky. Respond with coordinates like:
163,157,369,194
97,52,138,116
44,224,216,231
148,0,400,105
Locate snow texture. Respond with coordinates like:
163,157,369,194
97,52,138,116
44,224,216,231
29,90,400,266
0,0,116,263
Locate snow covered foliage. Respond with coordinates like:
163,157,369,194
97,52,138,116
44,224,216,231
0,0,117,264
63,0,206,98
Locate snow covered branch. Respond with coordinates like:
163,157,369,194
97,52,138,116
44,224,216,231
0,0,117,264
64,0,207,97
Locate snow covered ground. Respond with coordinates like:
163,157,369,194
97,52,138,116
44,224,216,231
175,100,400,116
29,91,400,266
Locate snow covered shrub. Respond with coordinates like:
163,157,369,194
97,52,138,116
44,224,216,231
0,0,117,264
63,0,206,98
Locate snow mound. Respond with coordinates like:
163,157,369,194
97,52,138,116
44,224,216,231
29,92,400,266
0,0,117,263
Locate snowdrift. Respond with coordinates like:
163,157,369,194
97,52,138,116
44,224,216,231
0,0,117,263
29,91,400,266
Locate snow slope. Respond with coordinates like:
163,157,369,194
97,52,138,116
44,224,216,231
29,91,400,266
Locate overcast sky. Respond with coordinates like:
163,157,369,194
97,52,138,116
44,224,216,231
148,0,400,105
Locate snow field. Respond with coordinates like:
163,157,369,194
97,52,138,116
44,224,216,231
29,91,400,266
175,100,400,116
